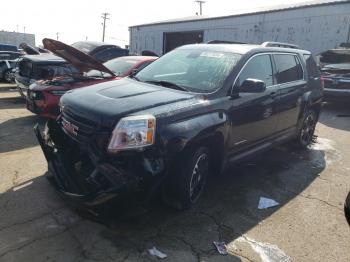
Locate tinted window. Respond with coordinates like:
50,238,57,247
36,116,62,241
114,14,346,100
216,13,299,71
237,54,273,87
274,54,303,84
303,54,320,77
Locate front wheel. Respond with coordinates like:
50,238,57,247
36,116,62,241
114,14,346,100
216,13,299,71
295,109,317,148
162,147,209,210
4,70,13,83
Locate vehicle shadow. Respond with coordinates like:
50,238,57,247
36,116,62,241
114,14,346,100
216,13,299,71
319,102,350,132
0,115,45,153
0,145,326,261
0,95,26,110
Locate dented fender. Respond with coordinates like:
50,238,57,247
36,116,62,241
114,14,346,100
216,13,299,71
160,111,228,154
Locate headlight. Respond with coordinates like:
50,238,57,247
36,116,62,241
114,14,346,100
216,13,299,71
49,90,67,96
107,115,156,153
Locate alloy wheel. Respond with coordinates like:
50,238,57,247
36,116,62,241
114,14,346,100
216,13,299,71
189,153,208,203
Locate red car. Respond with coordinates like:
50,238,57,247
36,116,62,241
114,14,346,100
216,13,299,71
26,38,157,119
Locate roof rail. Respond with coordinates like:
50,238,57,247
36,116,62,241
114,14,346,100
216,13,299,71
206,40,247,45
261,41,300,49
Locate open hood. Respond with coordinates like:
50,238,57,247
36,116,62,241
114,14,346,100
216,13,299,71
42,38,115,76
19,43,40,55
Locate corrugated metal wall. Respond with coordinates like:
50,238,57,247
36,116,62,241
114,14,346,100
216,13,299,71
130,2,350,55
0,31,36,47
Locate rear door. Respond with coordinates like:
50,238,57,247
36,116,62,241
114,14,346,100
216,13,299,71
228,53,279,152
273,53,305,132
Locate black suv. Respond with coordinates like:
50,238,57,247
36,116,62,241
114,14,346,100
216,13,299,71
35,42,323,210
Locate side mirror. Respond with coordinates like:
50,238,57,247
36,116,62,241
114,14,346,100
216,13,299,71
238,78,266,93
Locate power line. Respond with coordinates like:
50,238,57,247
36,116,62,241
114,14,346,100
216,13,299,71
101,12,110,42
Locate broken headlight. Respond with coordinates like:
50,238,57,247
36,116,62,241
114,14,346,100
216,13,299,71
107,115,156,153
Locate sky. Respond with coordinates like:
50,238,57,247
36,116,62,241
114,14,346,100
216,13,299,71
0,0,312,47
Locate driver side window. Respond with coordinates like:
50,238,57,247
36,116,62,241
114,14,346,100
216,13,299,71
236,54,274,87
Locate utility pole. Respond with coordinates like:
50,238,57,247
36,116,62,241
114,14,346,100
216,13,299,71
194,0,206,15
56,32,59,40
23,26,26,33
101,12,110,42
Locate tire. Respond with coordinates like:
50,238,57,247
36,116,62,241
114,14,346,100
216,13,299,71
295,108,317,148
4,70,12,83
162,146,210,210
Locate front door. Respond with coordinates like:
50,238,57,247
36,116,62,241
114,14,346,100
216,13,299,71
228,54,279,153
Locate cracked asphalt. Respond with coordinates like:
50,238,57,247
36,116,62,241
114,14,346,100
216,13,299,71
0,83,349,262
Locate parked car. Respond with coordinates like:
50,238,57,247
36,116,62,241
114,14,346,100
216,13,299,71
72,41,129,63
319,44,350,101
15,54,78,97
0,51,22,82
26,38,157,119
35,42,323,210
0,43,18,52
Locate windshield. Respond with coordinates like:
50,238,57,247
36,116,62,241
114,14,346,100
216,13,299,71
104,58,139,76
135,49,241,93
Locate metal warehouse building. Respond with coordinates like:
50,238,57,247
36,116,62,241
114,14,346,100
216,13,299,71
0,31,35,47
129,0,350,56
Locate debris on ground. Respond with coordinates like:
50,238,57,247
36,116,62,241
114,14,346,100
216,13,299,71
231,235,292,262
213,241,228,255
148,246,167,259
258,197,279,209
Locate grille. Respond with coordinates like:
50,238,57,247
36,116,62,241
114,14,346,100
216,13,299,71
61,109,98,144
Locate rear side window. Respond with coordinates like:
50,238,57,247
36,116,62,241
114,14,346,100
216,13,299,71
303,54,320,77
236,54,274,87
274,54,303,84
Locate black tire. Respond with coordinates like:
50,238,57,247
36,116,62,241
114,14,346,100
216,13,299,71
295,108,317,148
345,192,350,226
162,146,210,210
4,70,12,83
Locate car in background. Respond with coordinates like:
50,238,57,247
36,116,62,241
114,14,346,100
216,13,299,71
72,41,129,63
0,43,18,52
319,43,350,101
35,42,323,210
0,51,22,82
26,38,157,119
15,54,78,97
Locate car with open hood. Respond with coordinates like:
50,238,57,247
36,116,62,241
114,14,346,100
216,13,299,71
319,43,350,101
0,51,22,82
26,38,157,119
35,42,323,211
15,53,78,97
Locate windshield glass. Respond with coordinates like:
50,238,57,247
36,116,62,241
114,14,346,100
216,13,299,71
104,58,138,76
135,49,241,93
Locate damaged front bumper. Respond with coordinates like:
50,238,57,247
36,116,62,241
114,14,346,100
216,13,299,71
34,121,166,208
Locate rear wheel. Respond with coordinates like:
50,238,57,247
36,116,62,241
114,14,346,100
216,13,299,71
296,109,317,148
162,146,209,210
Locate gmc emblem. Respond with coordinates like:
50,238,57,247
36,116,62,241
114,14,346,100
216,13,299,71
62,119,79,136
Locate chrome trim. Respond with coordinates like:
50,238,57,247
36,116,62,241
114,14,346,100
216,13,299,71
324,88,350,93
231,52,305,95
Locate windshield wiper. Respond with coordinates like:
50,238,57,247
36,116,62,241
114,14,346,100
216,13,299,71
145,80,188,91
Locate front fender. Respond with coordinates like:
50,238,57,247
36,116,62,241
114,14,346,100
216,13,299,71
160,111,228,154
